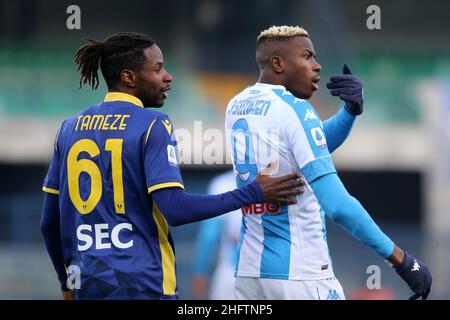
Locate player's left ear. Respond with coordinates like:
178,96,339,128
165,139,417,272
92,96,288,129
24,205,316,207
270,56,283,73
120,69,137,88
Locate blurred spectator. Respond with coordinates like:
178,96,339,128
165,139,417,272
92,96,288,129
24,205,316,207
191,171,241,299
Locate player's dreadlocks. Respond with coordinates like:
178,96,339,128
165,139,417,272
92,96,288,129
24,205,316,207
74,32,155,90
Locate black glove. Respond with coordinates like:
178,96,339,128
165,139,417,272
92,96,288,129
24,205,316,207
326,64,364,116
394,251,432,300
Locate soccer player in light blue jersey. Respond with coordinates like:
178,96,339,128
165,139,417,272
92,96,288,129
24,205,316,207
40,32,305,300
225,26,432,300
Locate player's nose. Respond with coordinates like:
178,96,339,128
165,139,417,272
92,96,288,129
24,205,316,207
164,70,173,82
314,60,321,72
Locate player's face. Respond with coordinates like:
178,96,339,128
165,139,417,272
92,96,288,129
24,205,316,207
135,45,173,107
283,37,321,99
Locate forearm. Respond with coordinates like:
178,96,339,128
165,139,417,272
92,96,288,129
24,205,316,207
322,106,355,153
40,193,68,290
152,181,263,226
310,173,394,258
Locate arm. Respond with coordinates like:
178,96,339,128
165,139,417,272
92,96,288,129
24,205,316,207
310,172,432,299
152,169,305,227
40,192,70,294
152,181,261,227
322,106,355,153
41,122,72,299
310,172,394,258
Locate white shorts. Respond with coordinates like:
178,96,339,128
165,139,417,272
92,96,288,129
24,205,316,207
234,277,345,300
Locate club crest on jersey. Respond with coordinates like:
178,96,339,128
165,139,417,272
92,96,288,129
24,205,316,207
310,127,327,148
167,145,178,165
304,109,318,121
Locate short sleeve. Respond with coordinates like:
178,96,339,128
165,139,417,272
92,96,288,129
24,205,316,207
144,116,184,193
282,99,336,183
42,121,65,195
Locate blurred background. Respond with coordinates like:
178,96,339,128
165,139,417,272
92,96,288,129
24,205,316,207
0,0,449,299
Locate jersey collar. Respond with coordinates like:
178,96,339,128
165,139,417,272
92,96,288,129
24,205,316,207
104,92,144,108
253,82,286,90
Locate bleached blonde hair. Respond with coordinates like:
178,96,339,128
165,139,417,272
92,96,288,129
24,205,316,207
257,25,309,45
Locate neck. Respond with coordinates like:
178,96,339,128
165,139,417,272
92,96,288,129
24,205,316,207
258,72,282,86
109,85,138,97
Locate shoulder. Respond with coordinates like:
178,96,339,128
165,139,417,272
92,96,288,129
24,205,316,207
144,110,175,145
271,88,312,112
134,108,172,125
144,109,173,133
123,108,174,139
62,104,100,127
271,90,322,126
140,108,169,119
226,87,250,109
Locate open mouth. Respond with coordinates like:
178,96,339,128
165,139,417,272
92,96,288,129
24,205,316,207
161,87,171,99
312,77,320,90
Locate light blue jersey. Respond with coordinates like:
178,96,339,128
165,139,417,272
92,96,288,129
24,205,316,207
225,83,336,280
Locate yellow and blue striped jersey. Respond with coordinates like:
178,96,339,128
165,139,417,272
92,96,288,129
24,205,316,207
42,92,184,299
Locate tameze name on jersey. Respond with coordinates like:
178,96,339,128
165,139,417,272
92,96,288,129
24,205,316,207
77,223,133,251
241,202,281,215
75,114,130,131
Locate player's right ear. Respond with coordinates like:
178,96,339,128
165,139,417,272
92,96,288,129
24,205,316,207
270,56,283,73
121,69,137,88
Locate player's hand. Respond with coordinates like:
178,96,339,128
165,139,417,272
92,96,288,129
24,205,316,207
255,168,305,205
62,290,73,300
326,64,364,116
393,251,432,300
